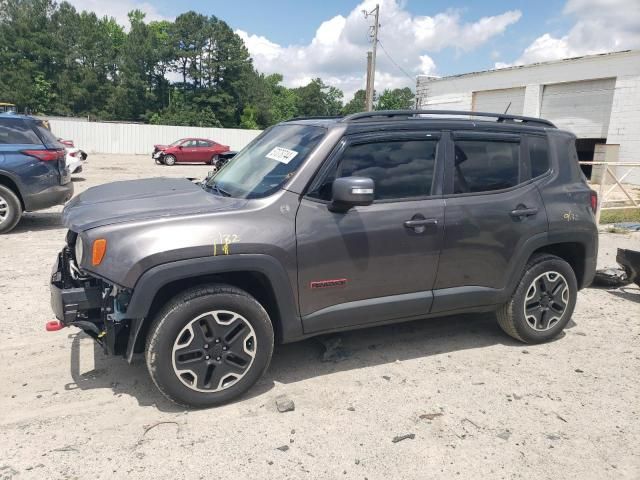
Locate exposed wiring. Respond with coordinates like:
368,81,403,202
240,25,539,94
377,39,415,81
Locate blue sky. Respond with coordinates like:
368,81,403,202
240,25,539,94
69,0,639,99
172,0,570,75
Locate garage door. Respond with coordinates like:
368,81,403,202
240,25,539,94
541,78,615,138
472,87,525,115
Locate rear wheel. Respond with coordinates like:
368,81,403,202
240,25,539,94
0,185,22,234
164,154,176,166
145,284,274,408
497,254,577,343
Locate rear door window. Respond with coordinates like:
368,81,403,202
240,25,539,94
453,139,520,193
0,118,42,144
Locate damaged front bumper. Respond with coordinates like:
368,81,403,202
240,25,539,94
617,248,640,287
50,247,131,355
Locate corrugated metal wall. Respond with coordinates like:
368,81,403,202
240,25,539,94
47,120,262,154
540,78,616,138
472,87,525,115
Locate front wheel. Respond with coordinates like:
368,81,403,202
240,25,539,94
497,254,577,344
164,154,176,166
145,284,274,408
209,154,219,166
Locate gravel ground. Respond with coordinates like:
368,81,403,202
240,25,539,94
0,154,639,479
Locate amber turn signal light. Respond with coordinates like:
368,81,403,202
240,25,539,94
92,239,107,266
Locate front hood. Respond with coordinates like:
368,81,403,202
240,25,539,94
63,177,248,231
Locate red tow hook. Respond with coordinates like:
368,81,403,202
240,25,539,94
46,320,65,332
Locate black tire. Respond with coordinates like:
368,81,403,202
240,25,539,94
497,254,577,344
0,185,22,234
145,284,274,408
210,154,219,166
164,154,176,166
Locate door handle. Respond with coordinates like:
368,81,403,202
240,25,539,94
510,207,538,218
404,218,438,231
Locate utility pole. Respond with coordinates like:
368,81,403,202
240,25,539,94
365,52,373,110
363,4,379,111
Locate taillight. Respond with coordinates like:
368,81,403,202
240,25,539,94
590,190,598,213
21,149,65,162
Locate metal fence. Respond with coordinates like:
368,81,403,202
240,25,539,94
47,119,262,155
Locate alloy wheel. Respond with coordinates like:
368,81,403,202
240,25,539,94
171,310,257,392
0,195,9,225
523,271,569,331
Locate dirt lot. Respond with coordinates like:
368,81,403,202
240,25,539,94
1,154,639,479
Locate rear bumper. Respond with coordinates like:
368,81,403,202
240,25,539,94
24,182,73,211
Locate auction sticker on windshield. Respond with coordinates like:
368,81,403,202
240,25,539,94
266,146,298,164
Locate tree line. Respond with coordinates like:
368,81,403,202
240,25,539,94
0,0,415,129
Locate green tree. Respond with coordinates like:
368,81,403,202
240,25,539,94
0,1,349,127
150,101,221,127
239,105,259,129
375,87,415,110
170,11,208,93
342,89,367,115
294,78,343,117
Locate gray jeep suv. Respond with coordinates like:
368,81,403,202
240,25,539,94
50,110,598,407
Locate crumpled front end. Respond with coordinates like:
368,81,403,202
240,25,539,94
49,232,131,356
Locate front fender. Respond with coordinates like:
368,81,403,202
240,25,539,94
124,254,301,361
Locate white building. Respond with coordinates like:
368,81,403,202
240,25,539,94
416,50,640,184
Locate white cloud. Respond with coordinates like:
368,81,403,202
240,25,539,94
238,0,521,99
65,0,169,28
499,0,640,67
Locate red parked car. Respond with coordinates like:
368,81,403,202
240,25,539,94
152,138,230,166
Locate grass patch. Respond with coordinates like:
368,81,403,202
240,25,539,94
600,208,640,224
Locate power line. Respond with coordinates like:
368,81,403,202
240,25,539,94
377,39,415,81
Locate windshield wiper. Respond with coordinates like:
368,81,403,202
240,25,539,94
206,182,232,197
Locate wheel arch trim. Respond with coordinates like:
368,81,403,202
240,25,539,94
0,170,25,207
124,254,301,361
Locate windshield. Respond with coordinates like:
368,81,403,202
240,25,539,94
206,124,326,199
170,139,183,146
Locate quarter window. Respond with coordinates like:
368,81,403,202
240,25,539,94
529,136,550,178
453,140,519,193
311,139,437,201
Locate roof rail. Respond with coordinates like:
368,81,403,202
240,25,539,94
286,115,343,122
341,110,556,128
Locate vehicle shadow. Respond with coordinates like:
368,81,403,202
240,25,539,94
10,212,63,233
607,285,640,303
67,312,548,411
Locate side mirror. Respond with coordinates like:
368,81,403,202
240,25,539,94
329,177,375,212
178,145,184,149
